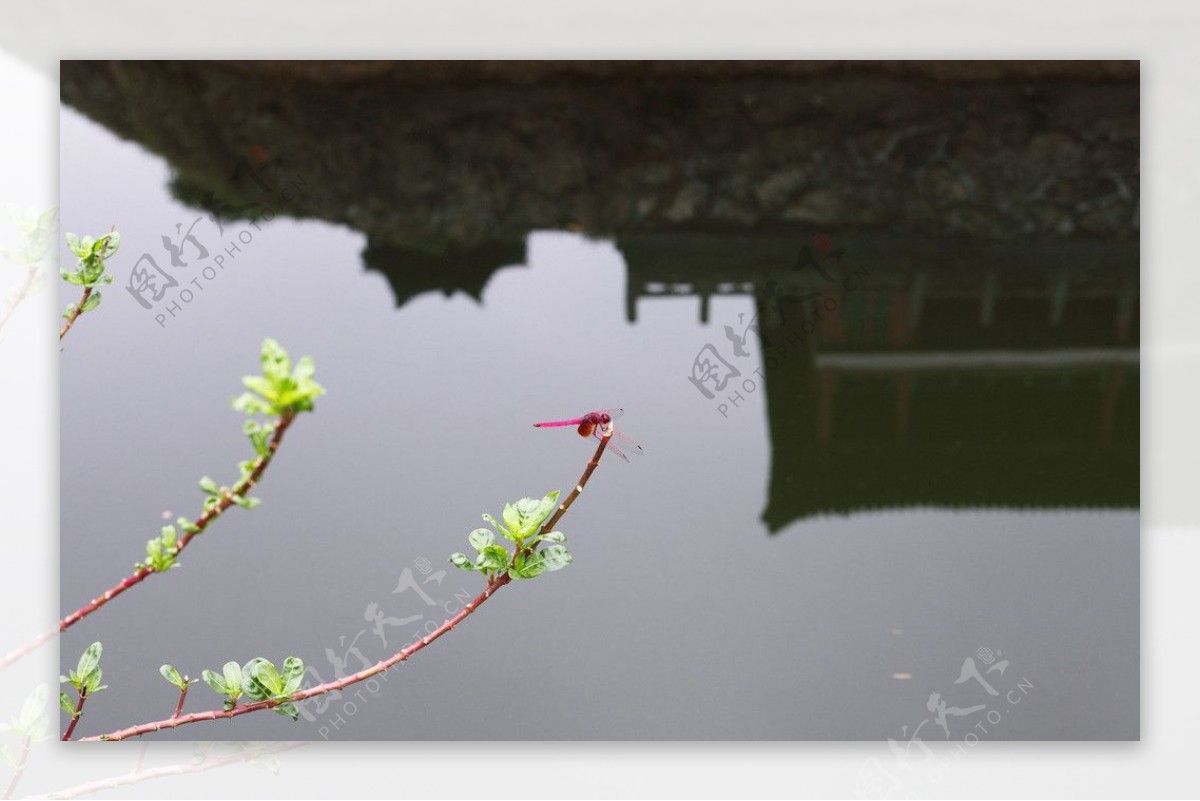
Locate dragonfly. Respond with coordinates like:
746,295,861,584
532,408,644,462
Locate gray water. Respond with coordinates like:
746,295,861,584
59,106,1138,741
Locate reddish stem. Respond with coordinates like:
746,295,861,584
172,682,189,719
62,687,88,741
2,737,31,800
58,413,295,633
0,626,56,671
80,432,616,742
83,575,511,741
58,286,92,341
34,742,303,799
539,433,609,536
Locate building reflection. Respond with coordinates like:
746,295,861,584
627,233,1139,529
58,60,1140,529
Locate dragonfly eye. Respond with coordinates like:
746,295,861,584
599,413,610,424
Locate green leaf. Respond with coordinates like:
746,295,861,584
293,356,316,382
198,476,220,495
76,642,102,682
537,544,573,572
260,339,292,384
281,657,305,694
502,492,560,540
160,664,185,689
61,271,85,286
501,502,521,533
243,420,271,455
540,531,567,544
449,552,477,571
64,233,82,256
98,231,120,257
231,493,260,509
532,491,561,526
477,545,509,572
482,513,515,542
467,528,494,552
201,669,228,695
273,701,300,721
177,517,200,534
510,561,544,580
242,375,277,400
242,658,283,700
59,691,74,716
232,392,274,416
80,291,102,312
510,544,573,579
83,666,105,694
222,661,243,695
17,685,49,737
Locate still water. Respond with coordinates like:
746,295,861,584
59,107,1137,740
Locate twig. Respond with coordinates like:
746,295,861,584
171,682,189,719
61,688,88,742
132,743,148,774
2,737,32,800
59,413,295,633
57,286,91,341
0,265,40,335
539,433,610,536
514,433,610,566
0,627,56,672
30,742,303,800
80,433,615,742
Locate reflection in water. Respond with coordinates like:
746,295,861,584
56,60,1140,533
55,61,1139,741
629,232,1138,529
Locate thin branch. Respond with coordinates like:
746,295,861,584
0,265,40,335
514,433,610,566
57,286,91,341
30,742,302,800
59,413,296,633
539,433,610,536
171,682,190,719
2,736,32,800
80,433,616,742
61,688,88,742
0,627,55,672
84,578,508,741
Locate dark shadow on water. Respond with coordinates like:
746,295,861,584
60,60,1140,530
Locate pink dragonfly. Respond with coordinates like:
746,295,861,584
532,408,644,462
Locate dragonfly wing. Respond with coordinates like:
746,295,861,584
592,407,624,423
611,430,644,457
593,427,633,462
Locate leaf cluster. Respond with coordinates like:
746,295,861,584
61,231,119,318
201,657,305,720
450,491,572,581
60,642,106,715
232,338,325,417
